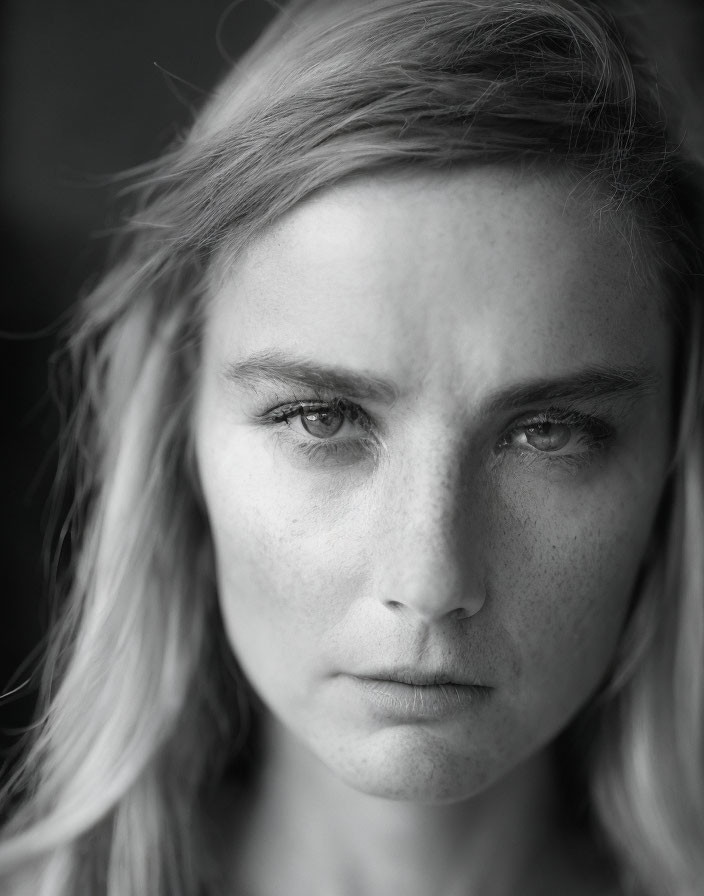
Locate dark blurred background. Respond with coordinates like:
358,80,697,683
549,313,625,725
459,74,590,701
2,0,704,786
0,0,279,784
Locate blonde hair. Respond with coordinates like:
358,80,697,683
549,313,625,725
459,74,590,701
1,1,703,893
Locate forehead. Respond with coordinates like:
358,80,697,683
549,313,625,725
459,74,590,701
204,168,669,397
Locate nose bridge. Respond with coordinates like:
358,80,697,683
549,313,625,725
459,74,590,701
379,435,486,620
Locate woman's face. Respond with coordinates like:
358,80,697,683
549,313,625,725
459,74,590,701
194,169,672,803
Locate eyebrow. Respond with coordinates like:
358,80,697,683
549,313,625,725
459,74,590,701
223,351,660,411
223,351,400,403
481,363,661,415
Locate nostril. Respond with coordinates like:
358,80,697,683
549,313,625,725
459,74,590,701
448,606,471,621
382,601,481,619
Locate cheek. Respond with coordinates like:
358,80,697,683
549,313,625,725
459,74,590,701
486,463,660,728
196,422,364,692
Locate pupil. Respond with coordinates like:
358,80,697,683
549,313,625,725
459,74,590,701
301,408,345,439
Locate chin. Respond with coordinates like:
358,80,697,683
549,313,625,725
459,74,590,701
322,725,500,804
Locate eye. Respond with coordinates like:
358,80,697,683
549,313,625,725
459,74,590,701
258,397,377,466
260,397,373,442
519,421,571,452
299,406,345,438
498,409,613,459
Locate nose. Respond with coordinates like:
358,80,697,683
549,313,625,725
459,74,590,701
375,446,487,623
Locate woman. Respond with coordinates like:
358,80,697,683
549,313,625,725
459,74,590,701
1,0,702,893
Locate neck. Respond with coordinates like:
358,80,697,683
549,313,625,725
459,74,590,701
223,715,593,896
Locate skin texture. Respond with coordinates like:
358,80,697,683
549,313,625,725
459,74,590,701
194,169,672,849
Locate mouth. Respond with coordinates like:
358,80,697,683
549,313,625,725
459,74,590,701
356,669,474,687
343,670,492,719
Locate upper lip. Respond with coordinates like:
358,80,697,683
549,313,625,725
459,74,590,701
352,668,484,687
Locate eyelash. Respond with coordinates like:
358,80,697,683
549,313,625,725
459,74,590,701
259,398,378,463
496,406,614,467
258,397,614,466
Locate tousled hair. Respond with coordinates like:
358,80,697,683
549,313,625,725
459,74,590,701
1,1,703,894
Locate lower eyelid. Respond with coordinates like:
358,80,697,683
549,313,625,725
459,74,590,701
286,434,380,467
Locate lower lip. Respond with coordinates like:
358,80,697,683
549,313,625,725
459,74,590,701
343,676,491,721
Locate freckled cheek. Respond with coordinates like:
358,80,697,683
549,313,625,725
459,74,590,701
197,436,370,667
487,478,656,714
